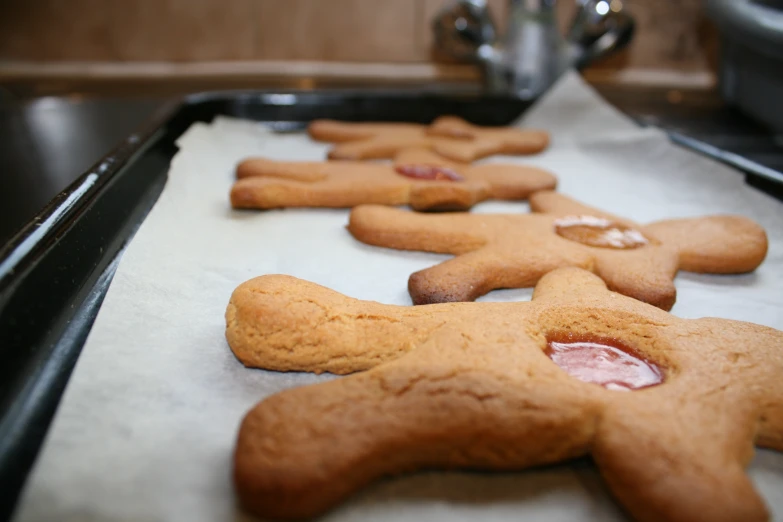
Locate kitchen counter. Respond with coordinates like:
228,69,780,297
0,82,781,249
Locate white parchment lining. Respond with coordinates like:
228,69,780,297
14,72,783,522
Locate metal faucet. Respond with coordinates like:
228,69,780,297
433,0,635,98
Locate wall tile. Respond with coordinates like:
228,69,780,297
0,0,114,61
254,0,419,62
611,0,717,71
110,0,256,61
0,0,717,74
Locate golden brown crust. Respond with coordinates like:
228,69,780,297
644,215,769,274
230,148,555,211
230,268,783,521
306,116,550,162
226,274,452,374
346,192,768,309
428,115,551,157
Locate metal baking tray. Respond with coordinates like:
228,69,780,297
0,89,781,521
0,91,532,520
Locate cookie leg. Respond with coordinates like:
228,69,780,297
235,158,328,181
465,164,557,200
408,181,490,211
594,397,767,522
230,177,410,209
432,138,502,163
226,275,447,374
594,248,679,310
235,330,598,520
427,115,477,138
408,244,598,305
307,120,376,142
330,134,435,160
348,205,488,254
409,248,562,304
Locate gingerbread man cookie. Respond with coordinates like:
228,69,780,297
229,268,783,522
308,115,549,162
346,191,768,310
231,148,556,211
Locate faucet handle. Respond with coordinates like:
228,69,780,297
432,0,499,63
566,0,636,69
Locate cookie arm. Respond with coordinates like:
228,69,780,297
643,215,768,274
694,318,783,453
758,391,783,452
594,394,768,522
348,205,488,254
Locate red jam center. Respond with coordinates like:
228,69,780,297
395,164,464,182
545,336,663,391
554,215,648,249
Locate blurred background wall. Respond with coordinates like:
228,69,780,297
0,0,718,94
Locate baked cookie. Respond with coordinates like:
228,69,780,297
308,115,549,162
347,191,768,310
231,148,556,211
230,268,783,522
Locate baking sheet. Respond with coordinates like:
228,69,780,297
14,71,783,522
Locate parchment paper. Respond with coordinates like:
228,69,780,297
14,71,783,522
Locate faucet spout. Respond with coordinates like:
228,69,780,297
432,0,635,98
501,0,563,97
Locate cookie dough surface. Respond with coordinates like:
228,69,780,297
231,268,783,522
346,192,768,310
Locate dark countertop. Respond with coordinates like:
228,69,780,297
0,84,781,248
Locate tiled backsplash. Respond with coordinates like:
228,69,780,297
0,0,716,74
